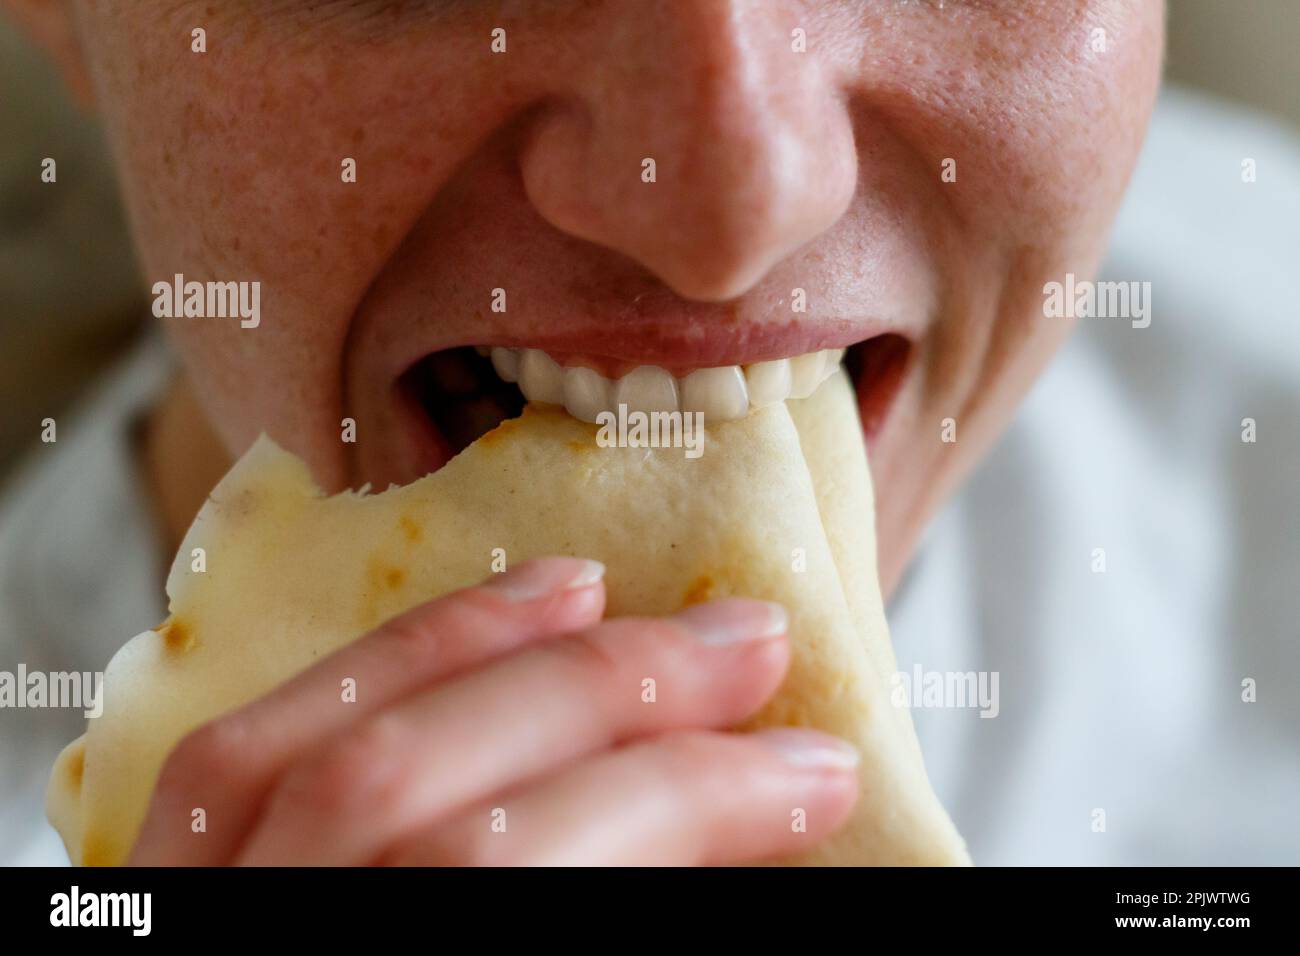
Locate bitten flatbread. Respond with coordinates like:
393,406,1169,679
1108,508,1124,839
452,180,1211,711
48,369,969,866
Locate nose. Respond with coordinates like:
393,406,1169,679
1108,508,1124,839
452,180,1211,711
519,0,858,302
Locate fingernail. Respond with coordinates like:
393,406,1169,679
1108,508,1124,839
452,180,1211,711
674,598,788,645
485,557,605,602
759,728,860,770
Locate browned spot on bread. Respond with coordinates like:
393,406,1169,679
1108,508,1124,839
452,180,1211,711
81,831,118,867
477,418,521,448
157,617,196,653
366,557,407,595
66,746,85,787
399,515,422,543
223,487,259,519
478,404,564,447
682,574,717,607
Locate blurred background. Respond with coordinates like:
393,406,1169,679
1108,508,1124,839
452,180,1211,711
2,0,1299,481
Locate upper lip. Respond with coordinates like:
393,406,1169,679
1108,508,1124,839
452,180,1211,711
402,316,903,379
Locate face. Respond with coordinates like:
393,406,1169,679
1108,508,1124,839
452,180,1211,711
40,0,1163,592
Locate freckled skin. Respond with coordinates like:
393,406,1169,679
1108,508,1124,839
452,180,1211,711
43,0,1160,594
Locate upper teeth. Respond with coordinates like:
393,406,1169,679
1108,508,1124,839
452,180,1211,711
487,346,845,424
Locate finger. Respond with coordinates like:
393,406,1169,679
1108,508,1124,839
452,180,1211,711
384,728,860,866
236,598,791,865
130,556,606,865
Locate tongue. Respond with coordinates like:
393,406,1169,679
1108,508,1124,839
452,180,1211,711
48,369,968,866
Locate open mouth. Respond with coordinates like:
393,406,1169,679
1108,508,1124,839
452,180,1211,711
399,333,912,462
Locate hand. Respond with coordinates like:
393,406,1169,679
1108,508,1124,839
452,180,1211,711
129,557,859,865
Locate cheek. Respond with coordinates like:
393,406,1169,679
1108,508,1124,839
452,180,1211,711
71,3,522,473
953,0,1164,252
80,15,457,324
886,0,1163,389
859,1,1163,576
976,2,1164,390
837,1,1160,267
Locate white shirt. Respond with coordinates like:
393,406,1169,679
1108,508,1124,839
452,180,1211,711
892,88,1300,865
0,337,170,866
2,88,1297,866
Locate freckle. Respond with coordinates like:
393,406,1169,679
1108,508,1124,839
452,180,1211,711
232,236,241,251
352,127,366,145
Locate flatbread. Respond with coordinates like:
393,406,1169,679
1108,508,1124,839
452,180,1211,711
48,369,969,866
